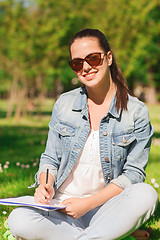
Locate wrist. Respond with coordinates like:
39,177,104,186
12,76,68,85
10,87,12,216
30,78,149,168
84,196,98,211
39,172,54,186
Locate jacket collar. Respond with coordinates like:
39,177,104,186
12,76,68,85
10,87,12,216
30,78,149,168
72,86,87,112
108,88,121,119
72,86,121,119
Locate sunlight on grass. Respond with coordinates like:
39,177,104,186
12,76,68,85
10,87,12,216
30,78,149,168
0,101,160,239
147,104,160,133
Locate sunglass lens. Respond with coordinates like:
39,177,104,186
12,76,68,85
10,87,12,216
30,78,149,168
69,59,83,71
86,53,101,66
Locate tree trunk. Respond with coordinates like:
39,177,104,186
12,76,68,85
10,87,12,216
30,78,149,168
144,71,158,105
6,75,18,119
14,87,27,121
144,85,158,105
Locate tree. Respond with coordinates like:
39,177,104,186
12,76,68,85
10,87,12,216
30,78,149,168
0,0,159,119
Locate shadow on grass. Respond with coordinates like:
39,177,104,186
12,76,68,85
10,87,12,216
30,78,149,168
153,132,160,138
0,110,52,118
146,201,160,239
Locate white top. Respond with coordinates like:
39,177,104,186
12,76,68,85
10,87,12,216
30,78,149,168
54,130,106,201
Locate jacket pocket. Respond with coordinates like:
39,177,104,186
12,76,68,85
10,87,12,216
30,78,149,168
112,132,136,161
54,122,76,150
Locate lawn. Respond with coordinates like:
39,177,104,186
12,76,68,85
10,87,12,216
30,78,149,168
0,100,160,239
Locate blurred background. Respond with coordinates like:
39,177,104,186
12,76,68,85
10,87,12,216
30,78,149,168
0,0,159,120
0,0,160,237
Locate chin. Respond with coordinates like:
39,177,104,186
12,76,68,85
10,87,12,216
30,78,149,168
79,77,99,86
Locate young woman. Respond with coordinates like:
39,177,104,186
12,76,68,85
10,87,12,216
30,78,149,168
8,28,158,240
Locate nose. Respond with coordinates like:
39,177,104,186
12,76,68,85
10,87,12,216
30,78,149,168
82,60,92,72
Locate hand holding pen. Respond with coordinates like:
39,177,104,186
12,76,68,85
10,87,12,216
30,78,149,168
34,169,55,204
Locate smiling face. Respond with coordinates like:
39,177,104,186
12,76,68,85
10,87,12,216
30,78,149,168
70,37,112,90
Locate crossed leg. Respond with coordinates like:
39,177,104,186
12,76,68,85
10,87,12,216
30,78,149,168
8,183,157,240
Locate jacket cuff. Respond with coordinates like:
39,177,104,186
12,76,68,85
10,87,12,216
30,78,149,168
110,175,132,189
28,164,57,188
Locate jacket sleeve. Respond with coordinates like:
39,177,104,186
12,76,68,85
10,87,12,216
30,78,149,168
34,100,62,186
111,104,153,189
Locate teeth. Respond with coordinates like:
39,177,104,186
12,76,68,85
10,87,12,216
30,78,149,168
84,72,96,77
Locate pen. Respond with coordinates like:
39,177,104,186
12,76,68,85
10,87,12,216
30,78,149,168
46,168,49,184
45,169,49,200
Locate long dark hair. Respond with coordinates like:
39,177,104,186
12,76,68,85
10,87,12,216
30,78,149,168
69,28,132,112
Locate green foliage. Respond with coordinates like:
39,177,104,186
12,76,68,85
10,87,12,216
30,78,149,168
93,0,160,89
0,0,159,98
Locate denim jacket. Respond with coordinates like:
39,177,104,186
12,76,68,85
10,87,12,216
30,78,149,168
35,86,153,190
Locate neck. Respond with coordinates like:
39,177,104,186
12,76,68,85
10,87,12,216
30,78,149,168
86,76,115,105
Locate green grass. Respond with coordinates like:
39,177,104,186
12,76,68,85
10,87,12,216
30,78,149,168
0,100,160,239
0,125,48,238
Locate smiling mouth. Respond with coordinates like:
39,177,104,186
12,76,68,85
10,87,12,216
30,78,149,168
83,72,97,79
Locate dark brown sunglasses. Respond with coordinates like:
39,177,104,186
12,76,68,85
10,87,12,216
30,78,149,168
69,52,106,72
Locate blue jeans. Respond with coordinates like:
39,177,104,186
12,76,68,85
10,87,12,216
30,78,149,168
8,183,158,240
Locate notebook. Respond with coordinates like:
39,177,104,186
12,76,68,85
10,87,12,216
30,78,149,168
0,196,66,211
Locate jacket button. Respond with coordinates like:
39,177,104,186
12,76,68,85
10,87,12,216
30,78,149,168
107,177,111,181
105,157,109,162
103,131,108,136
106,116,109,121
62,128,66,133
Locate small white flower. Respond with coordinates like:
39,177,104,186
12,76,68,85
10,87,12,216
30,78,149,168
3,165,8,169
33,162,37,167
21,164,25,168
151,178,156,184
3,211,7,215
0,169,3,173
16,162,20,166
25,164,30,168
6,161,10,165
154,183,159,188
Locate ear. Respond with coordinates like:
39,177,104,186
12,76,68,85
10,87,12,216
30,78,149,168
107,51,112,66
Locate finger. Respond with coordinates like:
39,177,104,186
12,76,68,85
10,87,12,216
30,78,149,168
34,190,47,203
45,186,55,201
35,187,48,203
40,185,50,199
61,199,71,205
34,192,45,204
59,207,72,217
59,208,67,214
45,184,55,194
